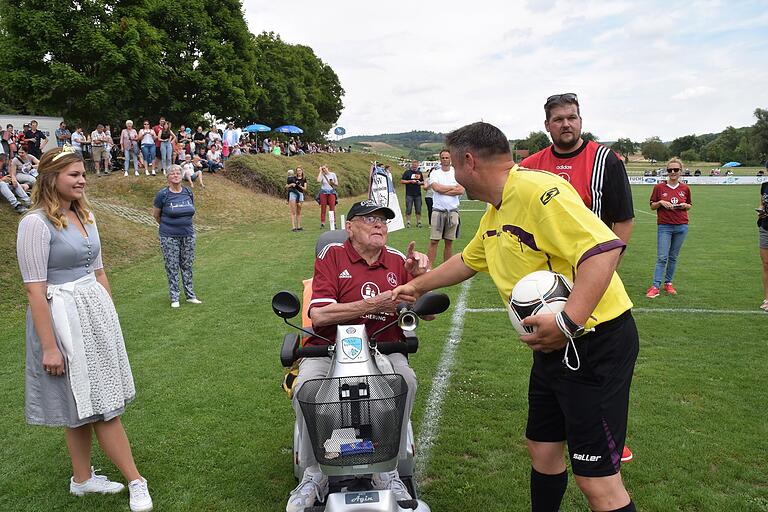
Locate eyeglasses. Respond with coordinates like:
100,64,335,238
666,168,681,173
355,215,389,226
545,93,579,106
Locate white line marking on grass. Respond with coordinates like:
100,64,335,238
459,209,487,212
634,307,766,315
466,307,766,315
415,279,471,477
634,208,656,217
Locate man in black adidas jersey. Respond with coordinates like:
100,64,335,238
521,93,634,244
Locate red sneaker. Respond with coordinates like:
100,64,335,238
645,286,660,298
621,445,633,463
663,282,677,295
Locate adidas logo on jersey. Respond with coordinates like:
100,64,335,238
339,269,352,279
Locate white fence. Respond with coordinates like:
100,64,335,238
629,175,766,186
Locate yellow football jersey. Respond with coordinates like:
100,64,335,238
462,166,633,329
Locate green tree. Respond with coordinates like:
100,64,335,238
145,0,263,125
669,134,699,157
251,32,344,141
701,139,723,162
518,131,551,153
752,108,768,161
581,131,598,142
0,0,162,125
680,148,700,162
612,138,637,161
0,1,344,135
641,136,669,162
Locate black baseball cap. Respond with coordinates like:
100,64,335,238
347,200,395,221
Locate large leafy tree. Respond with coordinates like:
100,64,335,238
0,1,281,129
517,131,551,153
612,138,637,161
752,108,768,161
145,0,262,125
641,136,669,162
0,0,165,125
251,32,344,141
669,134,699,157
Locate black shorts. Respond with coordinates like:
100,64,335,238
525,311,638,477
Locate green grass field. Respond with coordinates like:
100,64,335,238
1,176,766,511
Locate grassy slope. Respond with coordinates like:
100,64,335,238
1,177,767,511
0,153,399,312
223,153,399,198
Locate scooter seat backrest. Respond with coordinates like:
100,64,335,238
300,231,349,345
315,230,348,257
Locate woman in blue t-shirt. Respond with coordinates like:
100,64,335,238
152,164,201,308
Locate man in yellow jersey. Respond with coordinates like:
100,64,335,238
393,122,638,512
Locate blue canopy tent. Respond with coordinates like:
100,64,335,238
274,125,304,134
722,161,742,167
243,124,272,133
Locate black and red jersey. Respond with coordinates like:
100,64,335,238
521,140,634,226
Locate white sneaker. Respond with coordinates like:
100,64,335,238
70,467,124,496
151,171,156,176
124,171,129,177
372,470,412,501
135,170,140,177
145,169,149,176
186,298,202,304
128,478,153,512
286,467,328,512
171,301,180,308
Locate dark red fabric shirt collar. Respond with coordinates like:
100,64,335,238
343,238,391,269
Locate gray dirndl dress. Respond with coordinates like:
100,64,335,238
17,210,135,428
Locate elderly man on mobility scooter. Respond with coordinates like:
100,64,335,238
286,200,431,512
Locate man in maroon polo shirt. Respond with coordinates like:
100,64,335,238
285,200,430,512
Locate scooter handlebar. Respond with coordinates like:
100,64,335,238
295,344,332,358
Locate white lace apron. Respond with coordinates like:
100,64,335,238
47,273,97,420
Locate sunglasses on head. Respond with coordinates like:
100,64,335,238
545,93,579,106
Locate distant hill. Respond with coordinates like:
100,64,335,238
340,131,445,160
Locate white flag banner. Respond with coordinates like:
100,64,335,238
369,164,405,232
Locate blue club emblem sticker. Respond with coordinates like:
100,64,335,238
341,337,363,359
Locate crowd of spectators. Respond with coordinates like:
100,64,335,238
0,117,350,214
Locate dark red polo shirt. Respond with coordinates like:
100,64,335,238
650,182,691,225
307,239,412,346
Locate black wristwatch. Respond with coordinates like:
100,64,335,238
560,311,586,338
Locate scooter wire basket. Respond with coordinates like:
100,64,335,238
297,374,407,467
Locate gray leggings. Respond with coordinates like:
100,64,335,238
159,235,196,302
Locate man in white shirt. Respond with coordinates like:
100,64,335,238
427,149,464,264
71,126,86,154
206,144,223,172
222,123,239,157
90,124,111,176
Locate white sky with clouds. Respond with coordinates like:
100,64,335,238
243,0,768,142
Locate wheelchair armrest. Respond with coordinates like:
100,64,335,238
280,333,300,367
